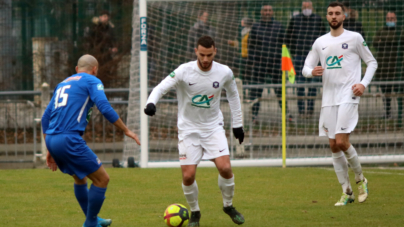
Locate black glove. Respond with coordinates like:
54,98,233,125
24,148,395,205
144,103,156,116
233,127,244,144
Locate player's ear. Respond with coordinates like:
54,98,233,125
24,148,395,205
194,47,198,55
75,66,79,73
93,66,98,76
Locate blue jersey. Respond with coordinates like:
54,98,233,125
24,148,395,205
42,72,119,135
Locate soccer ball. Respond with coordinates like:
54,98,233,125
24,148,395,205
164,203,189,227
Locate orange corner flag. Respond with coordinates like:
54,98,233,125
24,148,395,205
282,44,296,84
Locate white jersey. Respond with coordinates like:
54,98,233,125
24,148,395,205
146,61,242,135
302,29,377,107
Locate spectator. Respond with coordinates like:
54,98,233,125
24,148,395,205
285,1,326,118
248,5,290,122
187,10,217,60
373,11,404,121
84,11,118,86
342,2,365,38
228,17,254,80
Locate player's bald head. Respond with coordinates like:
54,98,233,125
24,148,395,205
77,55,98,71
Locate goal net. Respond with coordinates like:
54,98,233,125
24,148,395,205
126,0,404,167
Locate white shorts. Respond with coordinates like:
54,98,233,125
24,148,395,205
178,128,229,165
319,103,358,139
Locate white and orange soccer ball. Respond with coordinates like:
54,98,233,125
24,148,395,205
163,204,189,227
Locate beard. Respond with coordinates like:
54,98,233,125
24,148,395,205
328,20,343,30
198,59,212,70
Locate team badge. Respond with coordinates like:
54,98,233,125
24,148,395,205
213,81,219,88
97,84,104,90
342,43,348,49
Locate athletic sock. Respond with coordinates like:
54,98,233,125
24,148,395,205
182,181,200,212
218,174,235,207
85,184,107,227
344,145,364,183
74,183,89,216
332,151,352,195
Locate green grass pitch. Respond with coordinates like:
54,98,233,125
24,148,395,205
0,167,403,226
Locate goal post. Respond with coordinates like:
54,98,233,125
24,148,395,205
126,0,404,168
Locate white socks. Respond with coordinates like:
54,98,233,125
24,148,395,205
218,174,235,207
182,181,200,212
332,151,352,195
344,145,364,183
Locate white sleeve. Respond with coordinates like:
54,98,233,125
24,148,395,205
223,70,243,128
146,69,181,105
355,35,378,88
302,41,320,78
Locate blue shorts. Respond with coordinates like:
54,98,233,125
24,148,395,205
45,133,102,180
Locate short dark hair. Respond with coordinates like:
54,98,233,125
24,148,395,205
100,10,110,17
328,2,345,12
197,36,215,48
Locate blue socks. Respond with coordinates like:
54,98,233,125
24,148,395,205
85,184,107,227
74,183,89,216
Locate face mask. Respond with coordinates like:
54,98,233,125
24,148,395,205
302,9,312,16
386,22,396,27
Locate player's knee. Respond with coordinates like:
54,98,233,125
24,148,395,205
95,173,110,187
218,165,232,177
182,173,195,185
102,174,110,186
335,140,349,151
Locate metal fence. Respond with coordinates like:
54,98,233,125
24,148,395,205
2,81,402,167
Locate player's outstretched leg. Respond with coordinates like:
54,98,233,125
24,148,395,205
343,145,368,203
74,178,112,226
335,192,355,206
188,211,201,227
332,151,354,206
84,166,109,227
218,175,244,225
357,177,368,203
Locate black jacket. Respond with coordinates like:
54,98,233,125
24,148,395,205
344,18,365,39
248,19,285,74
285,13,326,56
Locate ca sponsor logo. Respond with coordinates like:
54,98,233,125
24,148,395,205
191,94,214,108
326,55,343,69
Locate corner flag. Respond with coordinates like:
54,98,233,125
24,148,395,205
282,44,296,84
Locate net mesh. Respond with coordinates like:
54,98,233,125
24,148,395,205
132,0,404,163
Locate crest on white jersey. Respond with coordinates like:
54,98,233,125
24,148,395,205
213,81,219,88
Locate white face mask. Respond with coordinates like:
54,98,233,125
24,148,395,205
302,9,312,16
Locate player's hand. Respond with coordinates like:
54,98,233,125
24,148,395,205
144,103,156,116
125,130,141,145
311,66,324,76
233,127,244,144
46,152,58,172
352,83,365,96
